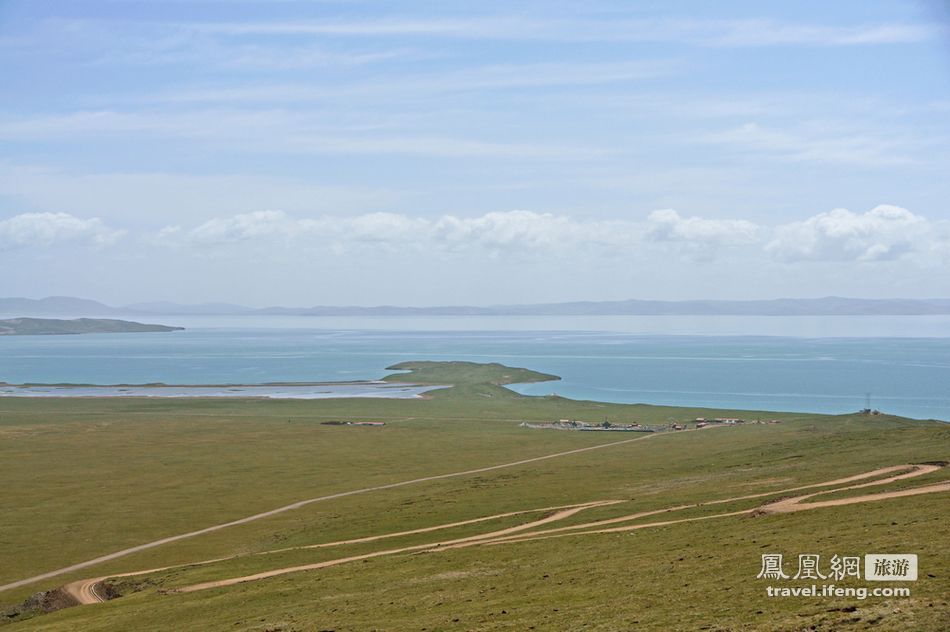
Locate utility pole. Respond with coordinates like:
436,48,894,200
865,392,872,411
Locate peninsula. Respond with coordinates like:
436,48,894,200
0,318,184,336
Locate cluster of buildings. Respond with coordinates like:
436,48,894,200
520,419,656,432
694,417,782,428
693,417,743,428
521,416,784,433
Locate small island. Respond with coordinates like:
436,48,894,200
0,317,184,336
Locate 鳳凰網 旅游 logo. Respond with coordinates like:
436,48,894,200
757,553,917,581
757,553,917,600
864,554,917,581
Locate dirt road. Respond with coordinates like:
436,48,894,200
62,578,106,605
0,430,672,595
168,463,946,595
10,453,944,604
176,500,621,594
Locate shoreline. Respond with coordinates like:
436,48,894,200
0,379,393,388
0,380,450,400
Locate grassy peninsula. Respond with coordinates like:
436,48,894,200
0,318,184,336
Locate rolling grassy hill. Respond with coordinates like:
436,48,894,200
0,362,946,631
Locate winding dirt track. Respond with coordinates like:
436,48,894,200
63,578,105,605
63,501,622,603
61,501,628,604
471,464,948,547
762,463,942,513
15,458,948,605
152,463,946,597
175,500,622,594
0,431,672,596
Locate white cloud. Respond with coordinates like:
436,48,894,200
345,212,428,243
431,211,584,251
695,20,936,47
169,210,433,249
185,17,938,47
766,205,933,262
0,110,600,160
698,122,916,167
155,208,767,260
184,210,301,246
639,209,761,262
0,212,124,249
161,209,586,252
126,60,669,106
142,205,950,268
646,209,760,246
106,36,413,71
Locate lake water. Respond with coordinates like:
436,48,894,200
0,315,948,420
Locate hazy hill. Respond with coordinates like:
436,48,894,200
0,296,117,316
125,301,256,315
494,296,950,316
3,295,950,317
120,296,950,316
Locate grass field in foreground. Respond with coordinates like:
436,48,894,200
0,361,947,631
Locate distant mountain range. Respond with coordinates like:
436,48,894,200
2,295,950,317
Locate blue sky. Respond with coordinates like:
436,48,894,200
1,0,949,305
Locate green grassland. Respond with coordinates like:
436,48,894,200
0,361,947,631
0,318,183,337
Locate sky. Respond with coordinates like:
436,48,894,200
1,0,949,307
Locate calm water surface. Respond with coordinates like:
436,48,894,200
0,315,947,420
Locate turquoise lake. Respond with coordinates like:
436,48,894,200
0,315,948,421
